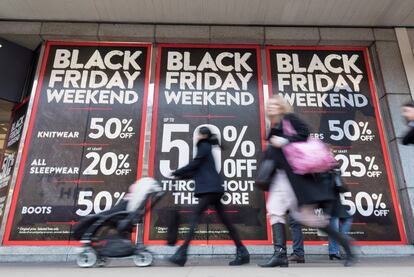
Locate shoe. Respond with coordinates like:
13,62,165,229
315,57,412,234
344,255,356,267
259,223,288,267
320,226,355,267
260,247,288,267
329,254,342,260
169,246,187,266
289,253,305,263
229,245,250,266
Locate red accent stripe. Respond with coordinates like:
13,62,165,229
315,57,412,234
68,107,113,111
145,44,162,245
182,115,236,119
60,143,109,147
53,180,104,183
302,110,348,114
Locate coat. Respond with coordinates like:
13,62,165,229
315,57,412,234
172,139,224,197
266,113,335,206
402,125,414,145
319,169,351,219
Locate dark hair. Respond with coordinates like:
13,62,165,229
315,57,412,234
198,126,221,147
403,101,414,108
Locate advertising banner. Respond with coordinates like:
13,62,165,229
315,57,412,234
146,44,269,245
266,46,406,243
3,42,151,245
0,100,28,230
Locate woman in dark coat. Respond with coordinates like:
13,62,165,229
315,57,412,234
169,126,249,267
402,101,414,145
260,95,354,268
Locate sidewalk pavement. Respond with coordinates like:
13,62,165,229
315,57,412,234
0,256,413,277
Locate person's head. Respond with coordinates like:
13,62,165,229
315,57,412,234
197,126,212,141
402,101,414,121
266,95,293,122
196,126,221,147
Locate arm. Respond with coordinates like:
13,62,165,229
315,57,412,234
402,128,414,145
281,113,310,143
173,142,209,178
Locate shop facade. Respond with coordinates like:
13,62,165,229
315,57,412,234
0,22,413,254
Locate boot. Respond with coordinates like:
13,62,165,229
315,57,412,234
321,226,355,267
229,245,250,266
259,223,288,267
169,245,187,266
288,253,305,263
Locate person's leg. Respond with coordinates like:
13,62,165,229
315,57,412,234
260,171,293,267
288,215,305,263
291,204,329,228
213,195,242,247
340,217,353,235
213,195,249,266
291,205,354,266
320,225,355,266
328,217,341,259
182,196,211,246
169,194,212,266
167,210,180,246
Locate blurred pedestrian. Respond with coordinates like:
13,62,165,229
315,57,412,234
322,167,353,260
402,101,414,145
169,126,249,266
259,95,355,267
288,216,305,263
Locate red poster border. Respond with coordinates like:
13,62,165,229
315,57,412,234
145,43,271,245
3,41,153,246
265,45,407,245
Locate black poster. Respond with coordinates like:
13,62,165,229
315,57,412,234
0,101,28,231
4,42,151,245
146,44,270,245
266,46,406,243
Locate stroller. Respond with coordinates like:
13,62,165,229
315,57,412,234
72,177,164,268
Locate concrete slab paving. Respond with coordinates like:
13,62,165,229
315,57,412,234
0,257,413,277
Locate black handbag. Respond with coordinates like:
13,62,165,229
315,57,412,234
333,168,349,193
255,159,276,191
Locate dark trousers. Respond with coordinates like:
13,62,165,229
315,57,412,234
183,193,242,247
289,215,305,257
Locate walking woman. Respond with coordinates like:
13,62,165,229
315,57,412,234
260,95,355,267
169,126,249,266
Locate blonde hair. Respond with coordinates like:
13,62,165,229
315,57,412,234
273,95,293,113
266,94,294,123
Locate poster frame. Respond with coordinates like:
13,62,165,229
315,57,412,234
265,45,407,245
3,41,152,246
145,43,271,245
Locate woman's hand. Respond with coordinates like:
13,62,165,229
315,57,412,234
270,136,289,148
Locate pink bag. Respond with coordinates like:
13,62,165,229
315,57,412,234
282,119,337,175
